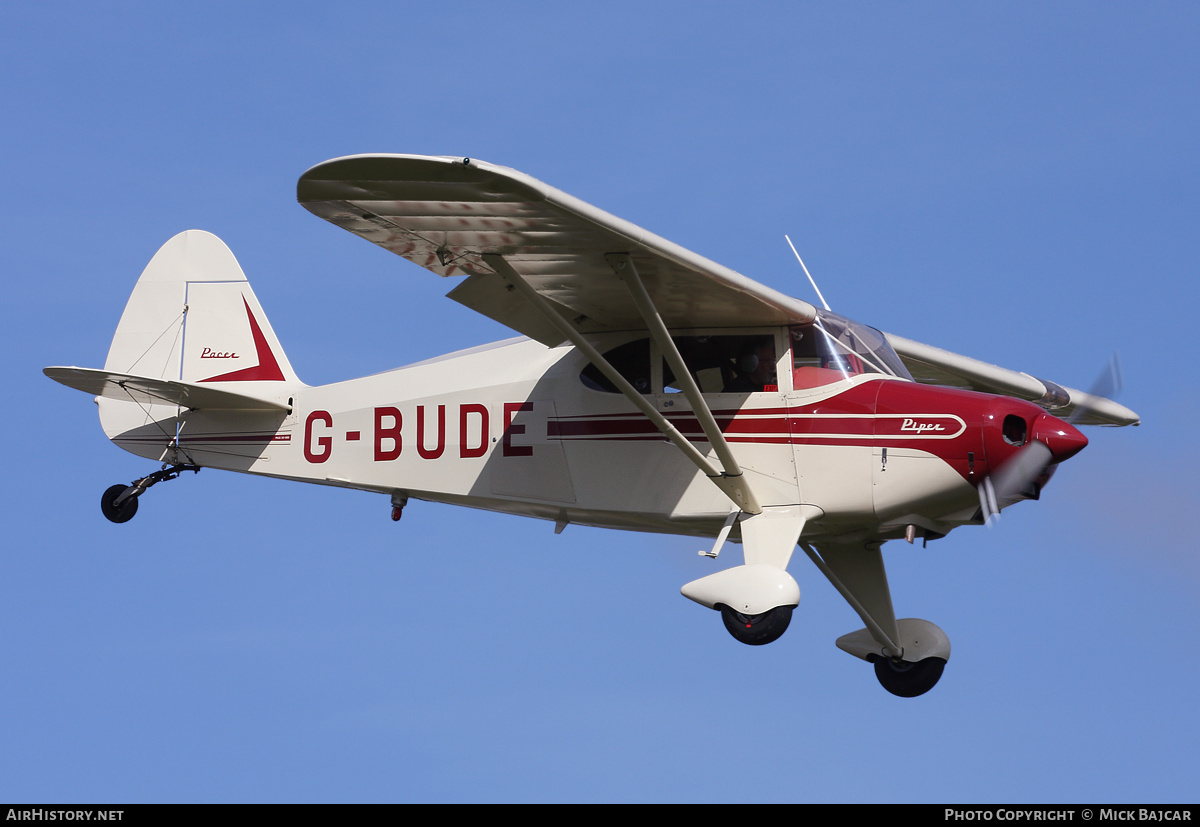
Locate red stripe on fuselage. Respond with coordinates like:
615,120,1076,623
546,380,1017,483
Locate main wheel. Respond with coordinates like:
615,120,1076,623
719,604,793,646
100,484,138,524
872,656,946,697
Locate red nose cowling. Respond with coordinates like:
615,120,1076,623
1031,413,1088,462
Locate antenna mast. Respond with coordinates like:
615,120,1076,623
785,234,831,312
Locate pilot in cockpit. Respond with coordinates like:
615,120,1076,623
724,339,776,392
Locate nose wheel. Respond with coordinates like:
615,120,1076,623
99,464,200,523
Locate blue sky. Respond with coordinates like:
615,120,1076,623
3,2,1197,803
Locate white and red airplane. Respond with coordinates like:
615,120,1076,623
45,154,1139,697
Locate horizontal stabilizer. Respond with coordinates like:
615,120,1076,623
44,366,290,412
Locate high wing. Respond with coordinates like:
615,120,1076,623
297,154,818,345
296,153,1137,428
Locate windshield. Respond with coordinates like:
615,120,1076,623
791,311,912,388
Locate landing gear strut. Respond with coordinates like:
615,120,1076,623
100,463,200,523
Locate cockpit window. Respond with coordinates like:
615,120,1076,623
791,311,913,389
580,338,652,393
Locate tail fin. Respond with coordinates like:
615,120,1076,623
78,231,302,456
105,230,301,387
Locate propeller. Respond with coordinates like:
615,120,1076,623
978,440,1054,526
978,355,1123,525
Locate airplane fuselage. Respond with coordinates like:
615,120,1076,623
99,327,1081,546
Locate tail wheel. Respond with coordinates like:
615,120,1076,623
719,604,793,646
100,484,138,524
872,656,946,697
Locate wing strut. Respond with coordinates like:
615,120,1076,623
604,253,756,494
482,253,762,515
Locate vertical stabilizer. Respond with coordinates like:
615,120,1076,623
105,230,301,387
98,231,302,452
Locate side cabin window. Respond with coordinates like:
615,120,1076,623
578,334,778,394
663,335,776,394
580,338,652,394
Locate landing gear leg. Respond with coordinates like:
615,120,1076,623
100,463,200,523
803,541,951,697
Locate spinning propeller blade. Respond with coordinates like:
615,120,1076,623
1087,353,1124,404
978,355,1122,525
979,440,1054,526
